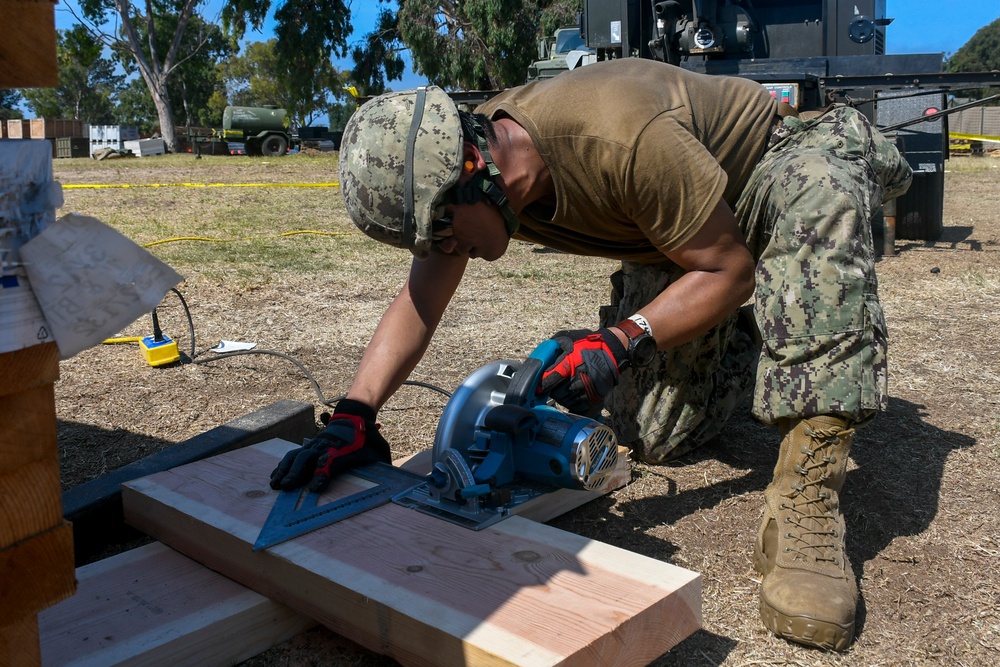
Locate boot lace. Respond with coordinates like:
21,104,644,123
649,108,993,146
779,425,845,565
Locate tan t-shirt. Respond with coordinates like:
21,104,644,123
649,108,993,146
478,59,778,263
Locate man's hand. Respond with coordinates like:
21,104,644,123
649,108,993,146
269,399,391,493
538,329,627,413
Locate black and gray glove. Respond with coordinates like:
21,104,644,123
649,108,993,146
269,398,391,493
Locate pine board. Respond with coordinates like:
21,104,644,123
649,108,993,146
0,522,75,626
122,439,701,666
38,542,315,667
0,1,58,88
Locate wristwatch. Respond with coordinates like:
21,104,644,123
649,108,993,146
615,317,657,368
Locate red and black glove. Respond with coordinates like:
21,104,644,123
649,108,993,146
269,398,391,493
538,329,628,413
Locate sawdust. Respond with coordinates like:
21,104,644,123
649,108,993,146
53,156,1000,666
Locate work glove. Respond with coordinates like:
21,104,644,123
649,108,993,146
538,329,627,414
269,398,391,493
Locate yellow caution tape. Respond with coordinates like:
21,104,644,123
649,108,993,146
949,132,1000,143
62,182,340,189
141,230,358,248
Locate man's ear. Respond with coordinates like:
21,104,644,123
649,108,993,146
462,141,487,173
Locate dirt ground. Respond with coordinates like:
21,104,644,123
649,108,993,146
51,153,999,666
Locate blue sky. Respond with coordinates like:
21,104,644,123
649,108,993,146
53,0,1000,92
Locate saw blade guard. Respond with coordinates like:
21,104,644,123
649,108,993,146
432,357,520,465
431,339,561,466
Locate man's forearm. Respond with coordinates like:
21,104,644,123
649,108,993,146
611,198,755,351
346,253,468,412
346,291,439,410
630,268,753,348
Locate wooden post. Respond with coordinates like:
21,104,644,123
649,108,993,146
1,4,76,661
0,1,58,88
0,344,77,665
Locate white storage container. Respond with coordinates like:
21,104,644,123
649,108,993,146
123,138,166,157
89,125,140,156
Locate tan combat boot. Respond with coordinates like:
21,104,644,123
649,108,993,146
754,415,858,651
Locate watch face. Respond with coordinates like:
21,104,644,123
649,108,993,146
631,334,657,367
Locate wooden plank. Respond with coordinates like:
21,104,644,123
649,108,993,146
63,400,315,565
44,444,626,665
38,542,316,667
0,614,41,667
0,1,58,88
0,381,62,545
0,351,63,554
0,382,57,472
0,522,76,626
123,439,701,667
0,343,59,398
0,456,62,546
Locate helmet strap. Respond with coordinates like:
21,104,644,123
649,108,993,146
447,117,520,238
402,87,428,249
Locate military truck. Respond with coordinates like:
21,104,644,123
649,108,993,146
221,106,294,157
526,26,596,82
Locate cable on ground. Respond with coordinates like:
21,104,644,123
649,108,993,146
102,287,451,407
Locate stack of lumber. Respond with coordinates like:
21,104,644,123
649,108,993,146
2,3,74,647
0,344,76,664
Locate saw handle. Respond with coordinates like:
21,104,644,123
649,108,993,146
504,339,562,407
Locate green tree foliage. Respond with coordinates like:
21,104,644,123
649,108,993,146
222,39,347,126
0,90,23,121
350,6,406,96
399,0,539,90
946,17,1000,100
538,0,582,40
327,100,356,132
80,0,351,147
20,26,122,124
223,0,353,111
351,1,582,93
112,11,233,129
79,0,214,150
114,78,160,135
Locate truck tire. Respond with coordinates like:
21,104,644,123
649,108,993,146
895,171,945,242
261,135,288,157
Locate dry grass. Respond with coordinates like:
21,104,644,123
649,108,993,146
53,153,1000,666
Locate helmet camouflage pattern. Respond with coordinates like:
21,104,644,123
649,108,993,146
339,86,463,259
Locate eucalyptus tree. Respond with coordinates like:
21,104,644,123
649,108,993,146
76,0,353,151
351,0,582,93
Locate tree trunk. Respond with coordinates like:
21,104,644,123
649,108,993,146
147,73,179,152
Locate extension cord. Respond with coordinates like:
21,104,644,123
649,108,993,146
140,334,180,367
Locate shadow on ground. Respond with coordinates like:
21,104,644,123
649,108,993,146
549,396,974,665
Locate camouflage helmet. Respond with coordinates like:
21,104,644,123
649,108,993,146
339,86,462,259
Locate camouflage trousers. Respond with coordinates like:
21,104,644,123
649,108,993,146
603,105,913,464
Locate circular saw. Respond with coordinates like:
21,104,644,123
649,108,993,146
393,340,623,530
